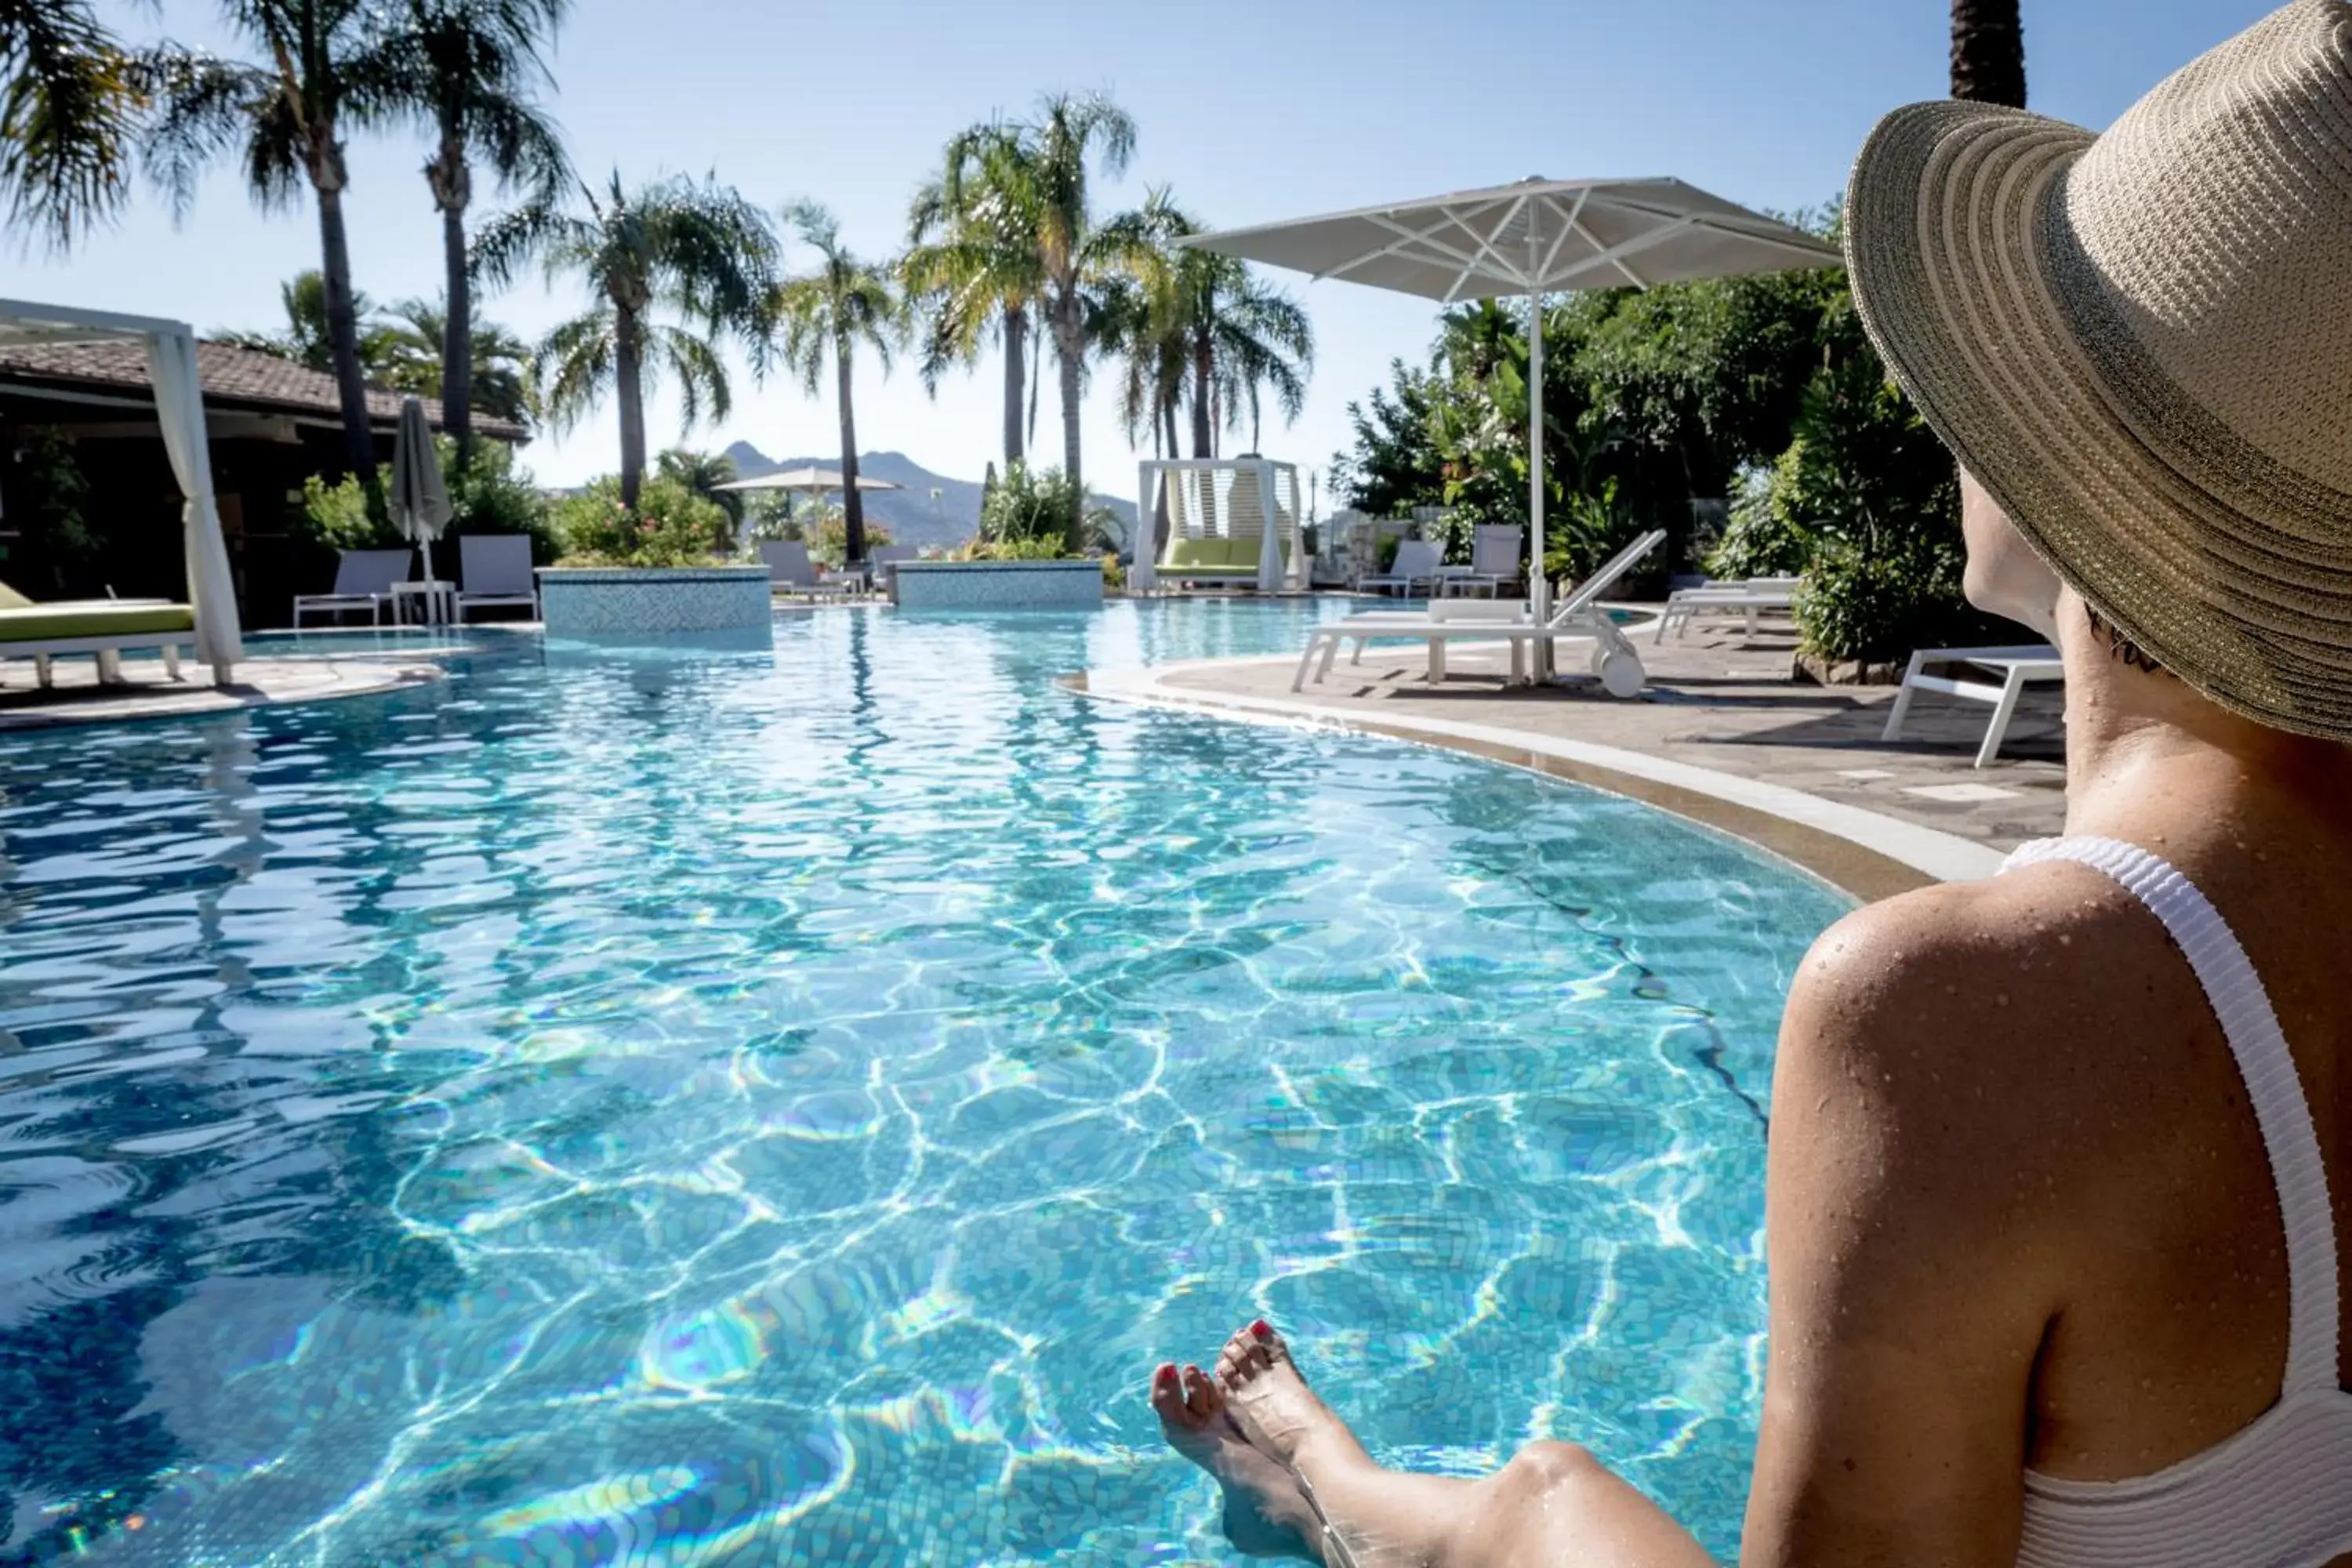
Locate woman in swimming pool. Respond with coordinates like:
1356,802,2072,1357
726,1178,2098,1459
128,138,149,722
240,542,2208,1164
1152,5,2352,1564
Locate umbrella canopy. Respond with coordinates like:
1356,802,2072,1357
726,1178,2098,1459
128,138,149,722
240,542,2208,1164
389,396,452,583
1185,177,1840,670
713,466,902,495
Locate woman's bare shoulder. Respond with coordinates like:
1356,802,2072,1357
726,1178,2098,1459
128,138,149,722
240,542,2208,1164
1774,862,2201,1221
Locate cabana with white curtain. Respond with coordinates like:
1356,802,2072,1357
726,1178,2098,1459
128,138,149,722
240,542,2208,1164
1132,458,1304,594
0,299,242,681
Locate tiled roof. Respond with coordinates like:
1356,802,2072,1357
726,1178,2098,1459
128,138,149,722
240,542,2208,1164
0,338,528,440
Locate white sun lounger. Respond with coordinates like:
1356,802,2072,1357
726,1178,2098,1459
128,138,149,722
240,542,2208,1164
292,549,414,627
1356,539,1444,597
454,535,540,622
1654,575,1802,642
1295,529,1666,696
1880,643,2065,767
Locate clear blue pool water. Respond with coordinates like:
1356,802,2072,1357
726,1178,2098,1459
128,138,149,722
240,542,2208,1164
0,601,1849,1566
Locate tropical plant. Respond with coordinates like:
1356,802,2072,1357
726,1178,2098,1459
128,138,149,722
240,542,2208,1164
1,0,146,248
365,0,568,448
975,459,1114,555
296,435,552,556
552,473,729,566
904,118,1046,466
655,446,741,533
809,512,889,568
143,0,408,479
1951,0,2026,107
767,199,902,565
220,268,372,370
474,170,778,510
371,295,535,426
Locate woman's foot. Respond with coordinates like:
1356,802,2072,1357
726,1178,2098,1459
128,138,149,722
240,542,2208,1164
1213,1319,1372,1479
1152,1359,1325,1560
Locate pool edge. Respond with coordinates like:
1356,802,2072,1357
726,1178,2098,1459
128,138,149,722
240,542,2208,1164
1069,659,2006,902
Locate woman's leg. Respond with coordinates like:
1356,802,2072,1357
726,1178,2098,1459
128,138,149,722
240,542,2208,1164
1157,1323,1718,1568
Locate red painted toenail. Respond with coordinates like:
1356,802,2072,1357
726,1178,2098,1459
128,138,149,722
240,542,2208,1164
1250,1319,1272,1339
1156,1363,1178,1387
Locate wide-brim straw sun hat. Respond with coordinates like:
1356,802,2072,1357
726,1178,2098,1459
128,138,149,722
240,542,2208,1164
1846,0,2352,740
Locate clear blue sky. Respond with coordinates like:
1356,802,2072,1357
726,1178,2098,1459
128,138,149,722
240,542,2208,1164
7,0,2281,501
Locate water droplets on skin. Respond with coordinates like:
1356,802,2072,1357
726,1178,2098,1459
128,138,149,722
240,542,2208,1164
0,602,1849,1565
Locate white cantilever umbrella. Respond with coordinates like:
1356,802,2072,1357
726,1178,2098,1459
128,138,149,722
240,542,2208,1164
1185,177,1840,673
713,466,902,495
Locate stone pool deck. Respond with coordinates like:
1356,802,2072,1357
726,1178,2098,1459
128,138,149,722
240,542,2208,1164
0,650,443,729
1079,617,2068,900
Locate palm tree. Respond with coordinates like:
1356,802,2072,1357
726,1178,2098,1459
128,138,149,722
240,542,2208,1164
1002,91,1140,545
220,268,372,371
656,447,742,534
904,119,1045,467
143,1,405,480
0,0,145,247
1105,191,1313,459
373,296,535,426
1951,0,2026,107
364,0,568,449
768,199,902,566
473,170,776,509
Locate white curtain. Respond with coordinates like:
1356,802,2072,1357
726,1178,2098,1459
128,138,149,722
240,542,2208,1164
145,330,243,670
1127,463,1158,593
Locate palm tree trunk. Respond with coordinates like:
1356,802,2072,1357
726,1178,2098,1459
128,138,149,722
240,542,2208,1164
1054,299,1084,553
615,307,648,510
837,335,866,565
313,179,377,482
1189,331,1214,459
432,132,474,452
1002,305,1027,466
1951,0,2026,107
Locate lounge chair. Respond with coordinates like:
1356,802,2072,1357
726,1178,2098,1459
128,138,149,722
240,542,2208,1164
1879,644,2065,767
1295,529,1668,696
1159,535,1264,587
454,535,540,622
1356,539,1445,597
292,549,414,627
1655,574,1802,642
0,579,198,688
760,540,854,599
1435,524,1525,597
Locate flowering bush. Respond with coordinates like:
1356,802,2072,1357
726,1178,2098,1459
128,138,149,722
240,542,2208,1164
553,477,731,567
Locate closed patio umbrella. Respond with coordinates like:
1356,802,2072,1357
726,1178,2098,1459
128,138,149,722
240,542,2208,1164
389,395,452,586
1185,178,1840,675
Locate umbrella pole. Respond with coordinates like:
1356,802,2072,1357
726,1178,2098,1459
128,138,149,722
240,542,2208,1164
1527,277,1548,681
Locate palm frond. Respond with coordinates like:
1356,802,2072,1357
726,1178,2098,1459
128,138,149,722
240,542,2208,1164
0,0,146,248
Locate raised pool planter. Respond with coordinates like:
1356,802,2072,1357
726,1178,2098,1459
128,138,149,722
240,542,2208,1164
892,559,1103,611
535,566,773,639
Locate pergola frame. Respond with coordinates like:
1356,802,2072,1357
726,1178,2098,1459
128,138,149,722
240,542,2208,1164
0,299,241,679
1132,457,1304,594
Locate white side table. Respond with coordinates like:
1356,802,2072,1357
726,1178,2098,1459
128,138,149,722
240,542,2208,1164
388,580,456,626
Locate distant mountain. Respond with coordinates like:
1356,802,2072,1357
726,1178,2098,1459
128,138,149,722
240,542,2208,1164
722,443,1138,551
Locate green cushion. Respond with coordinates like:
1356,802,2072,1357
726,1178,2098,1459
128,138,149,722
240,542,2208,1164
1164,537,1263,575
0,580,31,610
0,604,195,642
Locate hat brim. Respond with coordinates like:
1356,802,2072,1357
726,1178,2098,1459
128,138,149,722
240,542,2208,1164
1846,100,2352,738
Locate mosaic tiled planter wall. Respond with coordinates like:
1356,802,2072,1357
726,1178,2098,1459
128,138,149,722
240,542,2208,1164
536,567,773,639
892,560,1104,611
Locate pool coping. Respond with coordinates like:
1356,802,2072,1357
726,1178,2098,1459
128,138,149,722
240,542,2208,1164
1073,655,2006,902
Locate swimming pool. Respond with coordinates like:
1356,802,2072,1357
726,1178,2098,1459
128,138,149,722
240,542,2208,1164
0,601,1849,1565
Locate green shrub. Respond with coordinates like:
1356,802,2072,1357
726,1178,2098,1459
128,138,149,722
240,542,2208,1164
977,460,1111,555
445,441,556,563
1540,475,1649,586
1704,465,1808,580
553,477,731,568
811,513,891,568
298,473,397,550
965,535,1065,561
1374,533,1402,573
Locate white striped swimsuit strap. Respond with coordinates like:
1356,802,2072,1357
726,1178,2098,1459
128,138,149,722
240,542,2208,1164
2004,836,2342,1394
